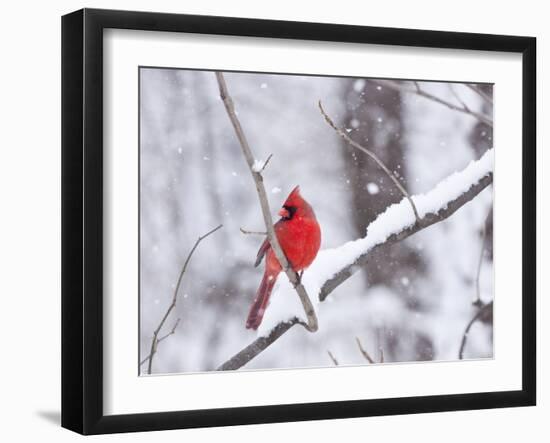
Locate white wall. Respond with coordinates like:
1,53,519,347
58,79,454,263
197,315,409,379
0,0,545,440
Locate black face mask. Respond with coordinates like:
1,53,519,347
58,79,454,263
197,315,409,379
281,205,297,221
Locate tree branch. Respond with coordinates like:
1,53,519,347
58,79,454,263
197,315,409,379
458,301,494,359
140,318,180,366
371,79,493,127
327,350,339,366
449,84,470,112
217,318,299,370
256,153,274,173
318,100,420,223
143,224,223,374
319,172,492,301
473,211,490,307
217,151,493,370
356,337,375,363
215,71,318,332
240,227,268,236
465,84,493,107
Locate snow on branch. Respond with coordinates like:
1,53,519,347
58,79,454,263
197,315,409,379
318,148,494,301
217,149,494,370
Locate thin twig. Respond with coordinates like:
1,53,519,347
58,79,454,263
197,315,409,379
458,301,493,360
215,71,318,332
144,224,223,374
140,318,180,366
449,84,470,112
371,79,493,126
240,227,268,236
355,337,375,363
474,212,490,307
259,153,273,173
158,318,181,343
465,84,494,107
318,100,420,223
327,350,339,366
217,169,493,370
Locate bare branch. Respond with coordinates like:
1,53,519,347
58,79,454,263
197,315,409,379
217,163,493,370
465,84,494,107
371,79,493,127
258,153,274,173
217,319,299,370
449,84,470,112
318,100,420,223
473,211,490,307
327,350,339,366
158,317,181,343
240,227,268,236
215,71,318,332
144,224,223,374
458,301,494,359
140,318,181,366
355,337,376,363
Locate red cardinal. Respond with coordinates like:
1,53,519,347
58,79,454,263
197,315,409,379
246,186,321,330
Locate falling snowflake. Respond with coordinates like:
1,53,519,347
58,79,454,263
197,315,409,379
271,187,282,194
367,182,380,194
353,79,366,92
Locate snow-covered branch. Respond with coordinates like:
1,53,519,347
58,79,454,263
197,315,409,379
217,149,494,370
318,149,494,301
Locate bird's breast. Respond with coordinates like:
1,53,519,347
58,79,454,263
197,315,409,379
276,217,321,271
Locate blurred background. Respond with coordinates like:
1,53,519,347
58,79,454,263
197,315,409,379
139,68,493,374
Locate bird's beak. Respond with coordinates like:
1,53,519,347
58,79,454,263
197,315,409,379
279,207,290,218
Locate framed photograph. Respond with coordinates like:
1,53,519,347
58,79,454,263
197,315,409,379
62,8,536,434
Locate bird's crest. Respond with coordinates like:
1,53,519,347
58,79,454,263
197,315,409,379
283,185,302,206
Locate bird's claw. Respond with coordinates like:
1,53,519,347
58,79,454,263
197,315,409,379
294,270,304,287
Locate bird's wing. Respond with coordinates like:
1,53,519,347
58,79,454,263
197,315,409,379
254,237,270,267
254,219,284,267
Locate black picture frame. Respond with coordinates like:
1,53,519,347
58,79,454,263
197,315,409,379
61,8,536,435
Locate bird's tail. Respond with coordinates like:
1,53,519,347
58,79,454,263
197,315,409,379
246,272,277,330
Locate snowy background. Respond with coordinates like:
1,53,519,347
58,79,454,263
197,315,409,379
139,68,493,374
